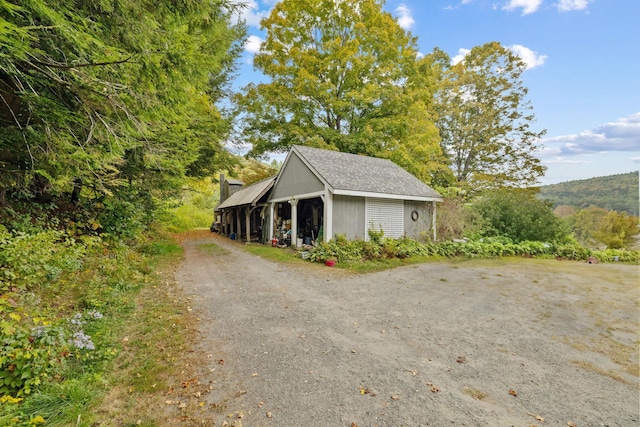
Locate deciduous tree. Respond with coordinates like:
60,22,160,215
434,42,546,191
235,0,443,180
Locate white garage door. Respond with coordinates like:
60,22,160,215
365,198,404,240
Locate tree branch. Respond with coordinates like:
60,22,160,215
28,54,136,70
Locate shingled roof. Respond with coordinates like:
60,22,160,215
292,145,442,200
216,176,276,210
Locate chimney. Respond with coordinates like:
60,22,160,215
219,173,227,202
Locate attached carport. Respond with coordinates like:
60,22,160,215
215,177,275,243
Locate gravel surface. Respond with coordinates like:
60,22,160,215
175,233,639,427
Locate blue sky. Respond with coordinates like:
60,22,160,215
234,0,639,185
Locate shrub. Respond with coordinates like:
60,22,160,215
593,210,638,249
472,189,569,243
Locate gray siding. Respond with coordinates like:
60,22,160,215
332,195,365,240
270,153,324,200
404,200,433,241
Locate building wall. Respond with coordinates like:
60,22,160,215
332,195,365,240
404,200,433,241
270,153,324,200
331,196,434,241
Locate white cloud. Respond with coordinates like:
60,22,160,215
450,45,546,70
631,157,640,164
508,44,547,69
556,0,591,12
542,113,640,156
451,48,471,65
395,4,415,30
236,0,269,28
502,0,543,15
244,35,263,54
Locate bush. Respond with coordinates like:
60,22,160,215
472,189,569,243
308,234,636,265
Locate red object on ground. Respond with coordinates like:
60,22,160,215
325,259,336,267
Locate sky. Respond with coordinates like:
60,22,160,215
233,0,640,185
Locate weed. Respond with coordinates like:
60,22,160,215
463,387,488,400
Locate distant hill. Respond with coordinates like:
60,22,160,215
537,171,639,216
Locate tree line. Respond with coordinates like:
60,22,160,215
1,0,244,215
1,0,548,222
538,171,639,216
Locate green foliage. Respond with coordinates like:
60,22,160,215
308,231,639,265
0,229,90,293
471,188,568,243
1,0,245,214
0,321,69,397
567,206,609,246
235,0,445,183
593,210,638,249
538,171,639,215
434,42,546,191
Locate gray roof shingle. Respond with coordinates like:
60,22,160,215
216,176,275,210
293,145,442,200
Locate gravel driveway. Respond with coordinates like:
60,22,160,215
175,233,639,427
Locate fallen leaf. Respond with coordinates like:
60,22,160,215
178,402,187,409
218,359,225,365
252,372,258,377
509,389,518,397
431,386,440,393
535,415,545,422
406,370,418,376
258,401,264,408
182,377,197,388
456,356,466,363
235,390,247,397
199,402,205,407
266,412,273,418
358,386,377,397
351,423,358,427
567,422,577,427
221,422,228,427
390,394,400,400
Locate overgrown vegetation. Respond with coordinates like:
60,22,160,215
307,188,637,265
308,234,637,265
0,200,190,425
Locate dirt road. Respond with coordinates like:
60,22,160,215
175,233,639,427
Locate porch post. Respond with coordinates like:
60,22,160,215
236,207,241,239
323,190,332,242
269,202,275,242
245,207,251,243
432,201,437,241
289,198,298,247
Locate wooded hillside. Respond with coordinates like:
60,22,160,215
538,171,639,215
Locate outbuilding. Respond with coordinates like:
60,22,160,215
216,175,275,243
266,145,443,247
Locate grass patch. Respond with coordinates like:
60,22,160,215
463,386,488,400
197,243,229,256
570,360,631,384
